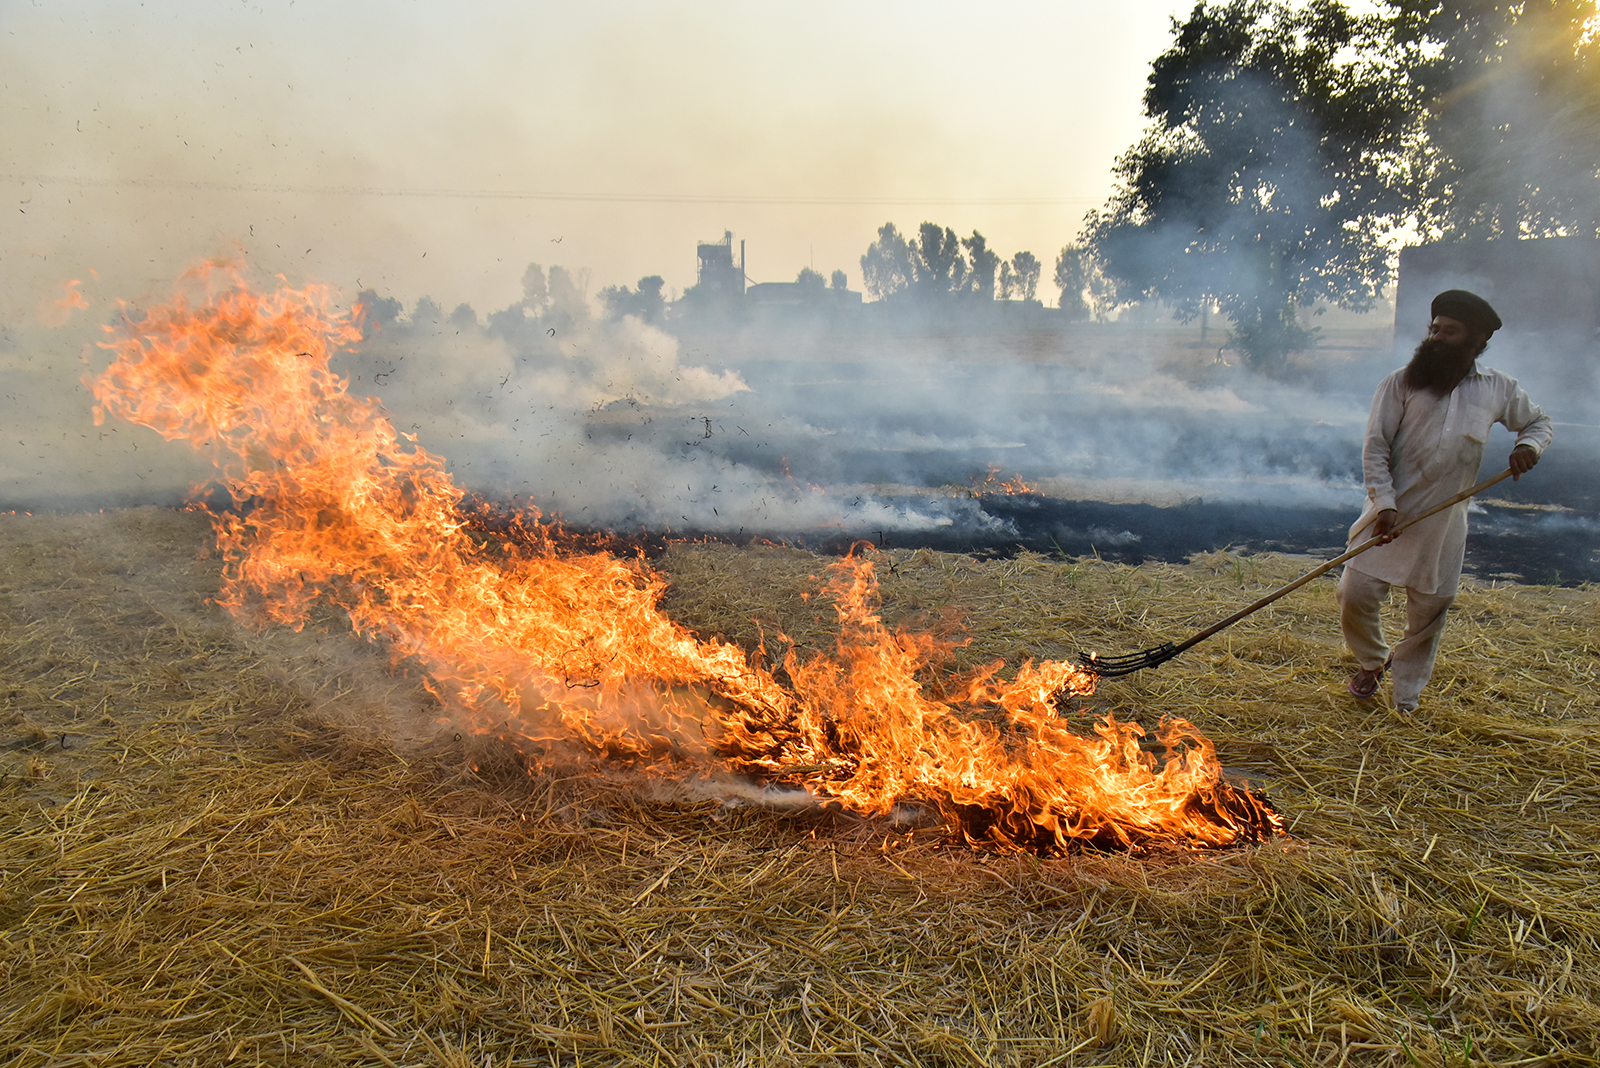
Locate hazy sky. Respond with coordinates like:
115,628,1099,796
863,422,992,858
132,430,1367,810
4,0,1193,320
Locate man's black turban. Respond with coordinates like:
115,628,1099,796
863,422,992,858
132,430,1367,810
1431,289,1502,335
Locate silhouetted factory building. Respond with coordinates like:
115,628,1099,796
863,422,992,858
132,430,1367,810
696,231,745,298
690,231,861,312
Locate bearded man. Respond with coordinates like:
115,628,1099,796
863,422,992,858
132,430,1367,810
1340,289,1553,711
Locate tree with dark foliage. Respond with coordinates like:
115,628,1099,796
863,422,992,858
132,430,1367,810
521,263,550,315
599,275,666,324
1010,250,1042,303
861,221,1036,305
1053,246,1096,321
796,267,827,292
412,297,444,326
961,230,1000,299
861,220,970,301
913,222,969,298
1087,0,1412,368
859,222,916,300
355,289,403,337
1401,0,1600,240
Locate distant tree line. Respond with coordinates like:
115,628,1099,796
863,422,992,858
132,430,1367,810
358,263,598,341
795,266,851,293
360,4,1599,370
858,223,1044,305
599,275,666,324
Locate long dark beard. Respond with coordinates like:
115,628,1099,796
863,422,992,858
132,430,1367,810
1405,336,1482,395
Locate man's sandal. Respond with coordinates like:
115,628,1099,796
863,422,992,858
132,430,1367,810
1348,665,1384,699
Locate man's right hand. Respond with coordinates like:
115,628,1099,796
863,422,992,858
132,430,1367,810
1372,508,1400,543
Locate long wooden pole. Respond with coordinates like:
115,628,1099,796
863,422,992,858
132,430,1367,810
1157,468,1515,660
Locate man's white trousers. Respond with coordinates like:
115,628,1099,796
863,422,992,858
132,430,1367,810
1336,566,1454,709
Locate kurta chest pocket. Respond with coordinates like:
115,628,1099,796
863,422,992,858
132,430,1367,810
1454,398,1497,465
1456,394,1500,443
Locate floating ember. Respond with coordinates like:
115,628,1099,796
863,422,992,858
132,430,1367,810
90,263,1281,854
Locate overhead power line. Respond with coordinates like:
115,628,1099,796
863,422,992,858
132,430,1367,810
3,172,1101,207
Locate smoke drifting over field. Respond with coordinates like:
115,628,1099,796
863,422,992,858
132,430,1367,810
4,266,1597,583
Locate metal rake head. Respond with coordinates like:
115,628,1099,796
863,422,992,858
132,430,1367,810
1076,641,1181,679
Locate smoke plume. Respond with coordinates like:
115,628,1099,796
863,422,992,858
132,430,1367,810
4,261,1595,585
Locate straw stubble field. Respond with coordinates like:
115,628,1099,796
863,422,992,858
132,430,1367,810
1,507,1597,1067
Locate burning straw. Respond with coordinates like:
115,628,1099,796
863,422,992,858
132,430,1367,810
84,263,1276,853
2,509,1596,1065
2,263,1589,1064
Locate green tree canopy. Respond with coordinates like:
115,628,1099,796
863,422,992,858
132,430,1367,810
521,263,549,315
598,275,666,324
961,230,1000,299
1402,0,1600,240
1053,246,1096,321
861,221,1043,305
1086,0,1412,367
913,223,968,297
860,222,917,300
412,297,443,325
1010,250,1042,303
355,289,403,337
1087,0,1600,366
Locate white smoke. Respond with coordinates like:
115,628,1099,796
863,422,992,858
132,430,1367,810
333,293,1014,537
4,263,1591,578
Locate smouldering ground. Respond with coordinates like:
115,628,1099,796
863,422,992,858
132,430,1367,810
2,507,1598,1066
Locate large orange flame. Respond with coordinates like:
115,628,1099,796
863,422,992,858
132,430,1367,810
90,264,1279,853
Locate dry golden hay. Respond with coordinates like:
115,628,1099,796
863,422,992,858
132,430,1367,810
2,506,1598,1066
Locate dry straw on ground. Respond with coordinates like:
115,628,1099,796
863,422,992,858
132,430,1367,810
2,507,1597,1067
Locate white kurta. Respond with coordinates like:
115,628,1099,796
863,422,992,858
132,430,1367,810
1347,365,1553,597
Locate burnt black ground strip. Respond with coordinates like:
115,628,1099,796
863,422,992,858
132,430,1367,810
545,489,1598,587
554,481,1598,586
875,448,1600,585
906,494,1597,586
